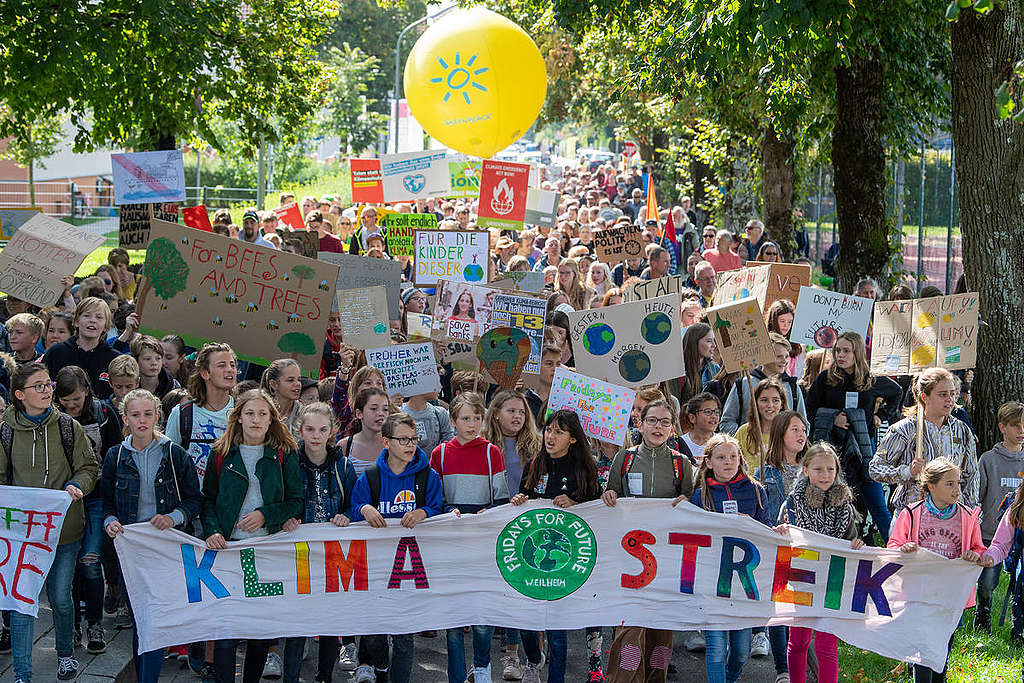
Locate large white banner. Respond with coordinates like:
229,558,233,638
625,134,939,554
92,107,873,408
116,500,978,670
1,485,72,616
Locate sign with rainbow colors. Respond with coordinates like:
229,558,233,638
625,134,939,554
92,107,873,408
546,367,635,445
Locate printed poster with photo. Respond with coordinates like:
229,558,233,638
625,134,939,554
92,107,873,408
488,291,547,374
430,280,494,343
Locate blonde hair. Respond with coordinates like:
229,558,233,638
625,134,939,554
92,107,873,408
213,389,298,455
555,259,590,311
695,434,763,511
296,402,337,436
119,388,164,435
906,367,957,416
108,354,140,380
801,441,841,471
998,401,1024,426
918,456,960,496
74,297,112,333
482,391,541,466
5,313,44,338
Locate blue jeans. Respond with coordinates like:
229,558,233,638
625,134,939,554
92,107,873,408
75,499,105,626
121,576,163,683
705,629,751,683
446,625,494,682
503,628,521,646
768,624,788,674
358,634,414,683
521,630,567,683
860,480,891,542
10,540,80,682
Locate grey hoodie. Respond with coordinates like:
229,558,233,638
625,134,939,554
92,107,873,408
978,443,1024,539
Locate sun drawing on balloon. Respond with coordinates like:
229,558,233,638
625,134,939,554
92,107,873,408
431,53,489,104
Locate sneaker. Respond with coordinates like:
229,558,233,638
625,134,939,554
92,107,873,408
56,655,79,681
0,626,11,654
14,678,28,683
471,664,491,682
338,642,358,671
683,631,705,652
165,644,187,660
588,671,606,682
200,663,217,683
114,604,133,630
501,654,523,680
521,662,541,683
263,651,283,679
750,632,769,658
103,584,120,615
353,664,377,683
86,623,106,655
775,674,791,683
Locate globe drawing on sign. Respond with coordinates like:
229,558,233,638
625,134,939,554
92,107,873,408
619,350,651,382
813,325,838,348
582,323,615,355
464,255,484,282
640,312,672,344
521,529,572,573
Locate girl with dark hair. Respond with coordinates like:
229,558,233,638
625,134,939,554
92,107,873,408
337,387,392,477
681,322,720,404
160,334,192,387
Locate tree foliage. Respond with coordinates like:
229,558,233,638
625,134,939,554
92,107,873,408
318,43,389,154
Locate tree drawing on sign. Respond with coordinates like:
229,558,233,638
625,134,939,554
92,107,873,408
292,264,315,288
277,332,316,360
713,312,733,348
137,237,189,318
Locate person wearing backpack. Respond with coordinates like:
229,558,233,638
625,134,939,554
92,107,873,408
720,333,807,436
201,388,303,683
0,363,99,683
350,412,442,683
602,399,694,683
102,388,202,683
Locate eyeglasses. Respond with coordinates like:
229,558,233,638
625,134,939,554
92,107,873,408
388,436,420,447
27,381,55,393
101,279,113,285
694,408,721,417
643,417,673,428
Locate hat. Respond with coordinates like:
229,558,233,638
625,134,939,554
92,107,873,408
242,209,259,223
299,377,318,392
495,237,515,249
401,287,424,305
365,230,384,243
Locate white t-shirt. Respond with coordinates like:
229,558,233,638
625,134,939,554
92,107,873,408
233,444,268,541
682,432,708,463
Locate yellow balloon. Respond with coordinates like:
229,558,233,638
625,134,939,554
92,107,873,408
404,8,547,159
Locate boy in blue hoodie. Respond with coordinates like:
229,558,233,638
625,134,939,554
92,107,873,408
350,413,442,683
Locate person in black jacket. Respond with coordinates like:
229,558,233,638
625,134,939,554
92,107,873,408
805,331,901,541
43,298,131,400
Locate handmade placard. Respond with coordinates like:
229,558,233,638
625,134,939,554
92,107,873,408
871,299,916,375
119,202,179,249
182,205,213,232
406,313,433,341
0,486,71,616
336,286,391,350
490,271,547,293
477,327,531,389
414,230,489,287
622,275,683,303
318,252,402,318
0,207,42,241
546,367,636,445
111,150,186,205
385,213,437,257
871,294,979,375
746,261,812,308
705,297,776,373
713,264,771,308
488,291,547,374
568,294,683,388
593,225,644,265
523,188,559,229
790,286,873,349
366,342,441,397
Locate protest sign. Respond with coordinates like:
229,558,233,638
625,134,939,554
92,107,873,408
871,299,915,375
437,338,478,370
118,498,976,672
488,291,546,374
0,207,42,240
622,275,683,303
336,286,390,350
448,160,481,199
705,297,776,373
318,252,402,318
385,213,437,257
406,313,433,341
430,280,493,343
273,203,306,232
477,327,532,389
790,286,873,348
0,486,72,617
477,160,531,230
568,294,683,387
119,202,180,249
138,219,337,376
746,261,812,308
713,264,771,308
381,151,451,202
523,188,559,229
182,205,213,232
366,342,441,396
0,214,105,307
871,294,979,375
414,230,489,287
350,158,384,203
547,368,635,445
490,270,546,293
279,229,319,259
111,150,186,205
593,225,644,265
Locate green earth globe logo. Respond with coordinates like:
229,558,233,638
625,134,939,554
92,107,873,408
496,510,597,600
640,311,672,344
618,349,651,383
521,529,572,572
582,323,615,355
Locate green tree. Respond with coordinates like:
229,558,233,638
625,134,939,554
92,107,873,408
138,237,190,317
0,106,65,205
277,332,316,360
318,44,389,154
291,265,315,288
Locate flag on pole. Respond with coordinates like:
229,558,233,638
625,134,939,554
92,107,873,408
645,173,662,238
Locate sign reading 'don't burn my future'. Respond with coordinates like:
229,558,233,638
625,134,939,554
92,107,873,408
413,230,490,287
790,286,873,349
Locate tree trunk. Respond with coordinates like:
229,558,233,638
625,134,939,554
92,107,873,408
760,125,796,259
690,158,710,227
831,51,890,293
950,5,1024,450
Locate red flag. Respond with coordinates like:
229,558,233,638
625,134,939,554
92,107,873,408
663,212,678,244
273,202,305,231
182,205,212,232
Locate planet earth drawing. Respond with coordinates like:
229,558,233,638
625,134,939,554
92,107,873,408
464,263,484,282
619,349,651,383
640,312,672,344
582,323,615,355
813,325,838,348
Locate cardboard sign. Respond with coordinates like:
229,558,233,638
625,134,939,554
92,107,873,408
705,297,776,373
336,285,391,350
317,252,402,318
381,151,451,202
547,367,636,445
182,205,213,232
0,485,71,617
279,229,318,259
490,271,547,293
746,261,812,308
790,286,873,348
488,291,547,374
430,280,493,342
366,342,441,397
622,275,683,303
713,264,771,308
437,338,477,370
138,219,338,375
406,313,433,341
477,160,531,230
871,294,979,375
273,203,305,232
111,150,186,205
523,188,560,229
350,158,384,203
593,225,644,265
477,327,531,389
0,207,42,241
448,160,481,199
414,229,489,287
0,214,105,307
119,202,179,249
385,213,437,257
568,294,683,388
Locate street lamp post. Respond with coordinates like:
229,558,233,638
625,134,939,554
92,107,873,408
392,5,457,153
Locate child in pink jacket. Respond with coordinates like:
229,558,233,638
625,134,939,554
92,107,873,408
888,456,987,683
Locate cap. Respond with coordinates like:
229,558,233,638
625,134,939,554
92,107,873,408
242,209,259,223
